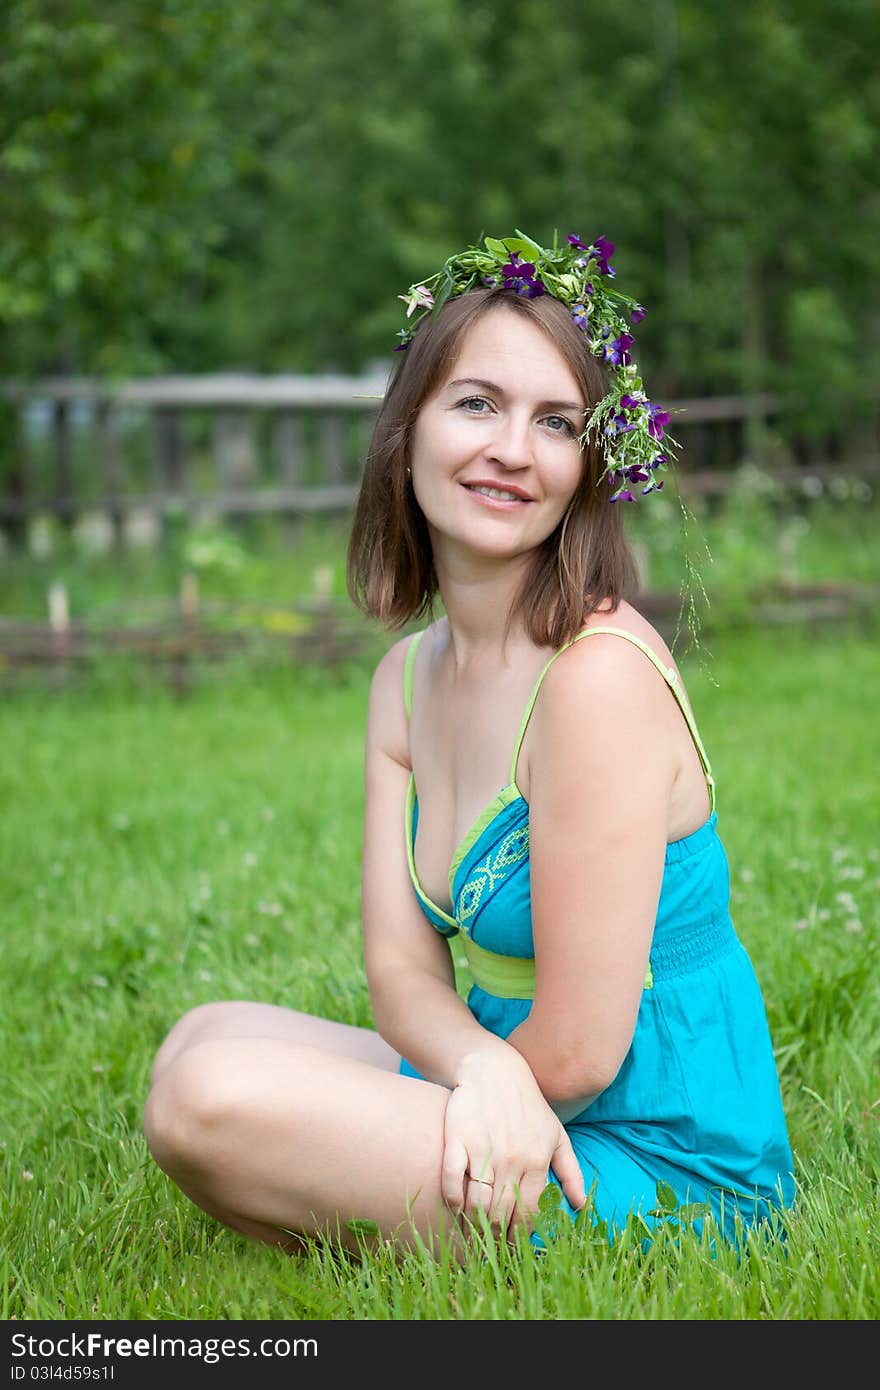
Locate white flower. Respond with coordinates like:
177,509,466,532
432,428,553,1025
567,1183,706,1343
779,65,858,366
398,284,435,317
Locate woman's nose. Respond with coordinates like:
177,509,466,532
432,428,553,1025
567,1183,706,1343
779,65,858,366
485,411,533,468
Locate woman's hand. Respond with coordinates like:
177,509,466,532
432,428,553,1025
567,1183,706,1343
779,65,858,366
440,1047,585,1240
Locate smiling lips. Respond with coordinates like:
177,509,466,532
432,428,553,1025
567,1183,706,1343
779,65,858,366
462,481,534,504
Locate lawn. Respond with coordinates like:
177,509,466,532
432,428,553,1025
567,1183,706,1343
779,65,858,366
2,612,878,1320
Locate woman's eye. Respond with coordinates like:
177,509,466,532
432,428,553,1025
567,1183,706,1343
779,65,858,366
544,415,576,435
459,396,491,414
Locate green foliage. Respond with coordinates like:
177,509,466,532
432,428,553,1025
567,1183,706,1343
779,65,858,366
0,0,247,374
0,0,878,443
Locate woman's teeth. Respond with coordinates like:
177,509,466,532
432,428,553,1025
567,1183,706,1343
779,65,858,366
469,485,525,501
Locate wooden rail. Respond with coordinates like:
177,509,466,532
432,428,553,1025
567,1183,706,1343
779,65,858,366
0,376,876,539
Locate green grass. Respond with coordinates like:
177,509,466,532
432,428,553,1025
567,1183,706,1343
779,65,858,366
2,617,878,1320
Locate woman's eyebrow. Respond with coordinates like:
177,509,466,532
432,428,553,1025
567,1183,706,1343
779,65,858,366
445,377,584,412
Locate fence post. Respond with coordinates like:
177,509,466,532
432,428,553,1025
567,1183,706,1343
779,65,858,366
312,563,336,663
52,400,75,529
48,580,71,688
152,406,187,548
317,411,347,483
153,407,186,493
273,410,307,486
96,400,127,547
0,399,27,548
213,409,260,498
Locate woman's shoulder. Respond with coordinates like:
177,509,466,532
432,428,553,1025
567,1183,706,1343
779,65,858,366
575,600,680,673
366,625,433,768
525,601,684,791
368,621,437,699
540,600,681,713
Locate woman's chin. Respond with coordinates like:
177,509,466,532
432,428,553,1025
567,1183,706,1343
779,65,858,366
430,528,542,569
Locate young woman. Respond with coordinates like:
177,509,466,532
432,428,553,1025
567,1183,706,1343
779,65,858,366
143,231,796,1254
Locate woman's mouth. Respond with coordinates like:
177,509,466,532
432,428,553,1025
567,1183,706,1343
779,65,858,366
463,483,532,506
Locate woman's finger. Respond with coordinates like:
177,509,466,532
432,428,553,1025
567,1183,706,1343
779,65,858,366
462,1173,496,1224
504,1170,546,1237
440,1136,470,1210
480,1176,520,1240
550,1132,586,1212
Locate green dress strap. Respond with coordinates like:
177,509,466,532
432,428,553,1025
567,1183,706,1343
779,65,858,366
403,629,426,719
509,625,716,812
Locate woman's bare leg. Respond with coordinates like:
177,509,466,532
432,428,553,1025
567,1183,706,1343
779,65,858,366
149,999,400,1086
144,1007,459,1256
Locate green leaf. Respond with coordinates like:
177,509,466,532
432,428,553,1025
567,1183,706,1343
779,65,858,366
511,229,545,258
484,236,509,258
655,1180,678,1212
537,1181,563,1216
431,271,457,317
501,237,542,264
675,1203,710,1223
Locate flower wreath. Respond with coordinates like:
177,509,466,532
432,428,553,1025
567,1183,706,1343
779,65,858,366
395,229,677,504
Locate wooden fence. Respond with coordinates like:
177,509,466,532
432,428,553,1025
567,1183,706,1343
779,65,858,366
2,374,876,545
2,574,877,695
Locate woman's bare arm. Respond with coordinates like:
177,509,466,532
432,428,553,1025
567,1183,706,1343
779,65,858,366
360,634,588,1224
505,634,673,1111
360,636,512,1083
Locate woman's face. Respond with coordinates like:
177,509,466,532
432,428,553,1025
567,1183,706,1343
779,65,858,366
409,306,586,567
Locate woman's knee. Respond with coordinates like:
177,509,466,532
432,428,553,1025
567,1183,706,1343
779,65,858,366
143,1038,250,1178
148,1000,240,1086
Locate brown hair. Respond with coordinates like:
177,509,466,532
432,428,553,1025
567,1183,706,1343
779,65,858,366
346,287,640,648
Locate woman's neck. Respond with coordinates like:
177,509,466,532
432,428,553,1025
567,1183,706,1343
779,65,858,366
431,548,536,674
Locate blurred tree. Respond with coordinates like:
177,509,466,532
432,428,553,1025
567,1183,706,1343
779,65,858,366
1,0,878,452
0,0,246,376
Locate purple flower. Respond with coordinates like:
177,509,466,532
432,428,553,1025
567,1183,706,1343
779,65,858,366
501,254,545,298
602,332,635,367
625,465,650,483
619,392,645,411
609,488,636,503
572,303,590,330
646,402,670,440
592,235,616,277
568,232,589,250
650,452,667,471
641,479,664,495
631,304,648,324
610,412,637,435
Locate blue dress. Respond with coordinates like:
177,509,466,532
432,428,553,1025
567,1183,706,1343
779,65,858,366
399,625,796,1243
